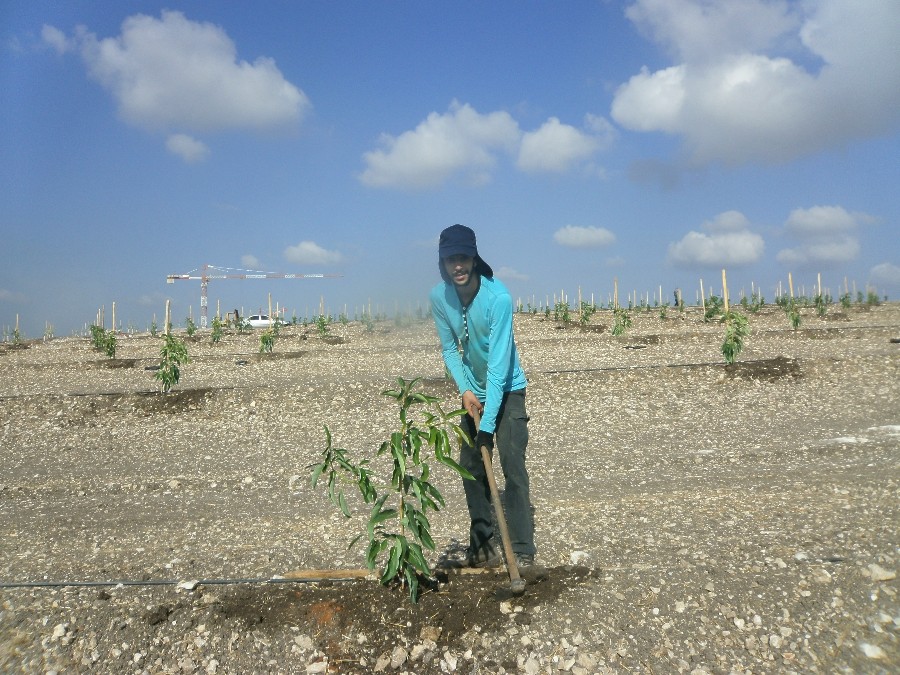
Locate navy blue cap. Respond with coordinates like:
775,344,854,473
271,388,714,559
438,224,493,281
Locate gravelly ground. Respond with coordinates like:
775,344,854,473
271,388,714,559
0,303,898,674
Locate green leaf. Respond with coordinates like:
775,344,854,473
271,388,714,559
338,491,351,518
406,541,430,572
405,569,420,603
438,454,474,481
371,507,398,526
382,539,402,584
310,464,325,488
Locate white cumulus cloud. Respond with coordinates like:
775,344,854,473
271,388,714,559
869,262,900,289
165,134,210,163
241,254,261,269
41,25,72,54
777,205,874,267
360,101,521,189
284,241,343,266
702,210,751,233
667,210,764,267
612,0,900,166
518,115,615,173
47,10,309,134
777,236,860,266
784,205,868,236
553,225,616,248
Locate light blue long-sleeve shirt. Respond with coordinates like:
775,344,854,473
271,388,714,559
430,275,527,433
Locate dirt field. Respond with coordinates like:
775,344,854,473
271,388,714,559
1,303,898,674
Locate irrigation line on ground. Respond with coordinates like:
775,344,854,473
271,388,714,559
538,356,802,376
0,566,507,590
0,575,361,590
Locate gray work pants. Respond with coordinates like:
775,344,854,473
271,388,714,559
459,389,535,557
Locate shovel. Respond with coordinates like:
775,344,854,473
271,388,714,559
472,409,526,595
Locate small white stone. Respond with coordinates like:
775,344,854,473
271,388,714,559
409,644,430,662
570,550,590,565
390,646,407,669
524,656,541,675
860,642,887,659
868,564,896,582
812,568,832,584
443,651,458,670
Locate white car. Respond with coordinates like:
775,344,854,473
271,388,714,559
247,315,286,328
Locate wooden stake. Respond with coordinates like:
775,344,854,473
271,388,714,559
722,269,729,313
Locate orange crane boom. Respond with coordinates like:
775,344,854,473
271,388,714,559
166,263,341,327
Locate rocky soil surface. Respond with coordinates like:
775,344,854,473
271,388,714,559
1,303,898,674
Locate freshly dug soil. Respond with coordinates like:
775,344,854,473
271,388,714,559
1,304,898,674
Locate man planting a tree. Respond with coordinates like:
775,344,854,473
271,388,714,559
430,224,541,576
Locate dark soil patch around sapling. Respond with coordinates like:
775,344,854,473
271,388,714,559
723,356,801,382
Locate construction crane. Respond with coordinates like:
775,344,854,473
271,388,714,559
166,263,341,328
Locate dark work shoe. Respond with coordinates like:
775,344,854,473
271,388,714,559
514,553,548,582
514,553,535,568
467,546,501,568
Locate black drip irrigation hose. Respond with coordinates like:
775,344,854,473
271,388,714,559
0,576,354,590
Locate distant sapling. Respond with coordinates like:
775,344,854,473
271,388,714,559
720,310,750,365
259,329,275,354
155,333,189,393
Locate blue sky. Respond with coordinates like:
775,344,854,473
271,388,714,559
3,0,899,337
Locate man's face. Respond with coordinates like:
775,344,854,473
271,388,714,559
443,254,475,287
